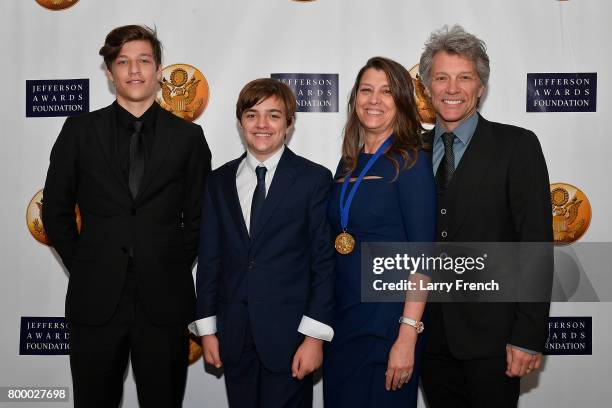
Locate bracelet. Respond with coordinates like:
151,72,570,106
398,316,424,334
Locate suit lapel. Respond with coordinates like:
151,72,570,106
250,148,297,243
445,114,497,238
221,154,250,247
93,104,131,195
135,106,175,203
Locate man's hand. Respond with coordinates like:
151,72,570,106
385,326,417,391
291,336,323,380
505,345,542,377
201,334,223,368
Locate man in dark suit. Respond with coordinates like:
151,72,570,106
189,78,335,408
417,25,553,407
42,25,211,407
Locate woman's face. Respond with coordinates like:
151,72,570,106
355,68,397,139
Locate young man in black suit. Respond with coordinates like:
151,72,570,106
42,25,211,407
417,25,553,408
190,78,335,408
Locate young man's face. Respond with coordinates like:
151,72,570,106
426,51,485,132
106,39,161,108
240,96,290,162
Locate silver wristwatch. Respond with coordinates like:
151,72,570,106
398,316,424,334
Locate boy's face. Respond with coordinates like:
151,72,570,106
240,96,290,162
106,39,161,107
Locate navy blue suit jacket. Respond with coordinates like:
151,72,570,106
195,147,335,372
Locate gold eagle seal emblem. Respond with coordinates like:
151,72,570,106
550,183,591,245
35,0,79,11
408,64,436,125
157,64,209,122
188,335,203,365
26,189,81,246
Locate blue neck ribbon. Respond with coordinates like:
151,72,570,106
339,136,393,231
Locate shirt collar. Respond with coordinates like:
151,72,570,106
433,112,479,146
114,101,158,132
245,144,285,174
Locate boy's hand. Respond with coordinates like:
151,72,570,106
291,336,323,380
201,334,223,368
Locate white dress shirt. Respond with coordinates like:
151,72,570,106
189,145,334,342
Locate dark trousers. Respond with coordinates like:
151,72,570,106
421,309,520,408
224,324,312,408
69,263,189,408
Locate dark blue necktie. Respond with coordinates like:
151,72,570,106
128,120,144,199
249,166,267,235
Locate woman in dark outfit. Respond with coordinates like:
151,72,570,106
324,57,436,407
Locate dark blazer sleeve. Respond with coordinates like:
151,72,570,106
194,180,221,320
182,126,211,265
507,129,553,352
42,117,80,270
397,151,437,282
304,167,336,326
398,150,437,242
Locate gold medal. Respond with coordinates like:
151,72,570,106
336,137,391,255
335,231,355,254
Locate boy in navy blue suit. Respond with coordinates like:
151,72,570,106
190,79,335,408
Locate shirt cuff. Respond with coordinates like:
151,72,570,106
297,315,334,342
507,343,538,355
188,316,217,336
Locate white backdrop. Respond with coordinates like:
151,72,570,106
1,0,611,407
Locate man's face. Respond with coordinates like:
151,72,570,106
355,68,397,139
106,39,161,108
426,51,485,132
240,96,290,162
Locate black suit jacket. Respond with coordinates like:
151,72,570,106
42,102,211,326
195,147,335,372
424,113,553,359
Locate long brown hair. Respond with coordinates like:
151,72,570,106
342,56,423,178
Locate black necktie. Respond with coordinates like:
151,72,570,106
250,166,267,235
436,132,456,192
128,120,144,200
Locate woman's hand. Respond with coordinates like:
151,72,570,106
385,326,418,391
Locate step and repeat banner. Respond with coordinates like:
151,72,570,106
1,0,610,407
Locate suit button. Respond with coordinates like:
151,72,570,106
131,208,136,215
441,231,448,238
440,208,447,215
241,300,248,306
248,260,255,270
121,246,128,254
